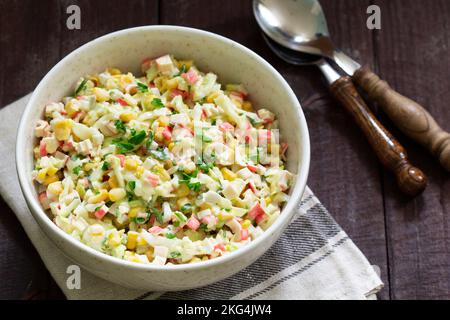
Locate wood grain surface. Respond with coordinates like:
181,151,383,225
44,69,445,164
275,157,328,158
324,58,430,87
0,0,448,300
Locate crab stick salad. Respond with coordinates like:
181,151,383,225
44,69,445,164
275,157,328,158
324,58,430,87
32,54,294,265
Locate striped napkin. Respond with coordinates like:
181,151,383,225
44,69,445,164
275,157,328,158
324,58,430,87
0,94,383,300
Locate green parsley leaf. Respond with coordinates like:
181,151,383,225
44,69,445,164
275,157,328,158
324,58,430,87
149,208,164,224
112,139,134,153
166,232,176,240
151,98,165,109
170,251,181,258
127,180,136,191
198,162,214,173
114,120,126,134
173,211,188,223
101,161,110,171
199,223,208,231
75,79,88,96
137,82,149,93
128,130,147,145
72,166,82,175
177,64,187,76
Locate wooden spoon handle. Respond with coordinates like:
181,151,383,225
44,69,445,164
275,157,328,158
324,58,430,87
330,76,427,196
353,66,450,171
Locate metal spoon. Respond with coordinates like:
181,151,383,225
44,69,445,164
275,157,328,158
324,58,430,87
254,0,450,172
255,2,427,196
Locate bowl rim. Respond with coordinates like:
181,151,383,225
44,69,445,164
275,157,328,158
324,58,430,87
16,25,310,272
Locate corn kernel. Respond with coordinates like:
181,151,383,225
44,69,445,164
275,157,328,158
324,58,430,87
43,174,59,186
108,232,121,247
47,165,58,176
206,92,220,104
37,168,48,182
83,162,94,172
154,127,165,142
202,256,209,261
265,197,272,205
128,207,144,218
242,101,253,111
218,212,233,221
231,98,242,109
168,78,180,91
120,112,137,123
53,119,72,141
108,175,118,189
108,188,126,202
88,189,108,204
153,165,170,181
189,257,202,264
47,181,63,195
126,231,138,250
119,74,134,90
136,166,145,178
168,142,175,151
76,184,86,199
65,100,79,117
158,116,170,127
145,247,154,261
93,87,110,102
137,236,147,246
107,67,122,75
221,168,237,181
176,184,190,197
124,158,139,171
242,219,252,229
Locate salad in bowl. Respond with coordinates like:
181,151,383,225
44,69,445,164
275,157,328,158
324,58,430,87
33,54,293,266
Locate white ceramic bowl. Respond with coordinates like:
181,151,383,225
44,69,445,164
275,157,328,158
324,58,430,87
16,26,310,291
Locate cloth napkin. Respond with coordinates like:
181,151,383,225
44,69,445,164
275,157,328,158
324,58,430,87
0,94,383,300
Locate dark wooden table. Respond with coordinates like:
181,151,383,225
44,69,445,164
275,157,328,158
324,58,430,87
1,0,449,300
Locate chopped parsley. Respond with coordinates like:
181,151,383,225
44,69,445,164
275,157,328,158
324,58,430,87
177,64,187,76
151,98,165,109
149,207,164,224
112,139,134,153
114,120,126,134
72,166,82,175
173,211,188,224
101,161,110,171
166,232,176,239
127,180,136,191
74,79,88,96
180,203,192,213
170,251,181,258
128,130,147,145
149,147,169,161
137,82,149,93
198,162,214,173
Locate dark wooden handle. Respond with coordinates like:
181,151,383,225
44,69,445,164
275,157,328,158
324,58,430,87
330,76,427,196
354,66,450,172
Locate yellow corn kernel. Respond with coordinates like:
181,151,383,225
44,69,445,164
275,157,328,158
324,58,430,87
158,115,170,127
107,67,122,75
47,165,58,176
154,127,165,143
153,165,170,181
88,189,108,204
120,111,137,123
202,256,209,261
199,203,212,210
265,197,272,205
206,92,220,103
83,162,94,172
93,87,110,102
64,100,79,117
145,247,154,261
164,78,179,91
47,181,63,196
124,158,139,171
242,101,253,112
128,207,144,219
218,211,233,221
231,98,242,109
119,74,134,89
176,184,190,197
126,231,138,250
168,142,175,151
135,166,145,178
108,188,126,202
108,232,122,247
108,175,119,189
87,75,99,86
189,257,202,264
177,60,193,69
43,174,59,186
241,219,252,229
53,119,72,141
37,168,48,181
137,236,147,246
221,168,237,181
